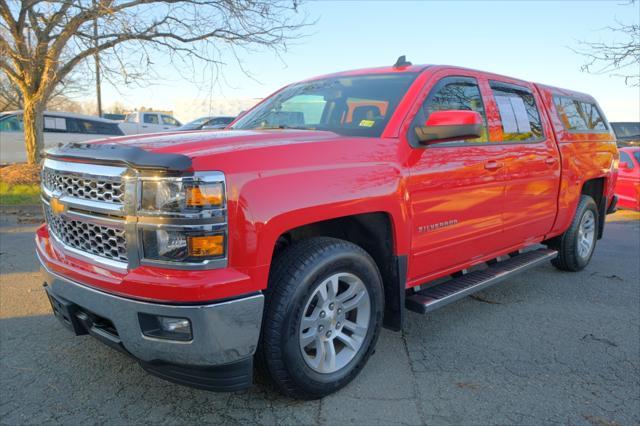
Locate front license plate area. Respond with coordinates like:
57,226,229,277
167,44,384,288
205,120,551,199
45,286,88,336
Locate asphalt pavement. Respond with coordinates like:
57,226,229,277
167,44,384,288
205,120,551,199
1,208,638,425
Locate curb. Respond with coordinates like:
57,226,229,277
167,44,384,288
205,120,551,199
0,204,43,217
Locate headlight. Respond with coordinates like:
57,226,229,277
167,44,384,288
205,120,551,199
140,180,224,213
138,171,227,268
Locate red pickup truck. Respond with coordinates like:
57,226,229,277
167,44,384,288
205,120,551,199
37,59,619,399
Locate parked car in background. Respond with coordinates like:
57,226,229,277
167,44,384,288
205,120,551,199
102,113,126,121
615,147,640,210
611,122,640,147
119,111,182,135
0,110,124,164
176,116,236,131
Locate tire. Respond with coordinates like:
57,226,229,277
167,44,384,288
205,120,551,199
551,195,599,272
258,237,384,399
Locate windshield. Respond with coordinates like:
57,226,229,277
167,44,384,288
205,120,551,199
634,151,640,163
612,122,640,139
232,73,418,137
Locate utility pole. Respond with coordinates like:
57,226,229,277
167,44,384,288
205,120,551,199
93,0,102,117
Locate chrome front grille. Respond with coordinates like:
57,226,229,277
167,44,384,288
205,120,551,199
42,167,125,203
44,205,127,262
41,157,227,271
41,159,131,268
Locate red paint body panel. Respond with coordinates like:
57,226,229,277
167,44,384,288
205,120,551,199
37,65,619,302
535,84,619,236
615,147,640,210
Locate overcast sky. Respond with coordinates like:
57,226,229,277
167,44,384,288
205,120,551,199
98,0,640,122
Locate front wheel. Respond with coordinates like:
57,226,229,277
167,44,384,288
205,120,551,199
258,237,384,399
551,195,599,271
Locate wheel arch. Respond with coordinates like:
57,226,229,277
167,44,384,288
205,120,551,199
580,177,607,239
269,212,407,331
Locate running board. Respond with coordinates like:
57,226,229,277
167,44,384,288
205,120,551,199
405,248,558,314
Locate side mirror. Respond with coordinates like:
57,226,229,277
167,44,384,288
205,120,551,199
415,110,483,145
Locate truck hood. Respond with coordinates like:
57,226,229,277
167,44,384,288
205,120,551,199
93,129,344,159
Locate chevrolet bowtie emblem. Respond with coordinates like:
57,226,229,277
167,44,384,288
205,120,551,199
50,197,66,216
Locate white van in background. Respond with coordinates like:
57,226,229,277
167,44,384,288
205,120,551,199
0,110,124,164
119,111,182,135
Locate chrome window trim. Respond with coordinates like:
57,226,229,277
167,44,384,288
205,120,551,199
41,159,228,272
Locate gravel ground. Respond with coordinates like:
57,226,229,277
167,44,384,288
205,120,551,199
1,210,638,425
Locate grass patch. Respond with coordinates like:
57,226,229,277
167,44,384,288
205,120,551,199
0,182,40,205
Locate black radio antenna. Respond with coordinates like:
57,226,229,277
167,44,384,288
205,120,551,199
394,55,412,68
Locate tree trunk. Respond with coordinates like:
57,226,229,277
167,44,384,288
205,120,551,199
23,99,45,165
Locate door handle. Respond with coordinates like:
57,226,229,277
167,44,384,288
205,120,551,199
545,157,557,165
484,161,503,171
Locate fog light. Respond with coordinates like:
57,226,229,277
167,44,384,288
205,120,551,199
139,313,192,341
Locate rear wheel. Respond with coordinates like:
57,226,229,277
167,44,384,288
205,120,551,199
551,195,599,271
258,237,384,399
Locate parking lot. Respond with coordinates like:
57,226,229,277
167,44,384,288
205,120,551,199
1,209,638,425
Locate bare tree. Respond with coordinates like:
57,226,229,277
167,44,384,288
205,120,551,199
0,72,23,110
574,0,640,87
0,0,306,164
0,70,88,111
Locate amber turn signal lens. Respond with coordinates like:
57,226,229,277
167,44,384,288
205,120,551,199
188,235,225,257
186,184,224,207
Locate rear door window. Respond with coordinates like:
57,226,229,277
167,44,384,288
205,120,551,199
43,116,68,132
490,81,543,142
421,76,489,143
143,114,159,124
161,115,180,126
66,119,123,135
95,121,123,135
553,96,608,132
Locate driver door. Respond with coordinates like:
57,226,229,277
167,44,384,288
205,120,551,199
406,74,509,283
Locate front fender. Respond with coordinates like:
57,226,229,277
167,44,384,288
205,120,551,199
227,162,408,283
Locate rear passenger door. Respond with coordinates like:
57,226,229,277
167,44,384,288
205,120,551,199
487,80,561,245
161,115,181,130
142,113,163,132
407,74,510,282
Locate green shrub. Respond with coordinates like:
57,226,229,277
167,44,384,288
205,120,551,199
0,183,40,205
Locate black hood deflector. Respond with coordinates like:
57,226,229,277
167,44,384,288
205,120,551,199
46,143,192,172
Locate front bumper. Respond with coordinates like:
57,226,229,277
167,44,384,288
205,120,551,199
40,257,264,391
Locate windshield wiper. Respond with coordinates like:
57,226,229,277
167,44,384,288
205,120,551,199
258,125,315,131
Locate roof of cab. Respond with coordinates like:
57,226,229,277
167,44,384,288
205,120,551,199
301,62,596,102
302,64,430,82
534,83,597,102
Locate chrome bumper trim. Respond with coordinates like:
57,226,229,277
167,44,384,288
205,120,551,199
39,254,264,366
